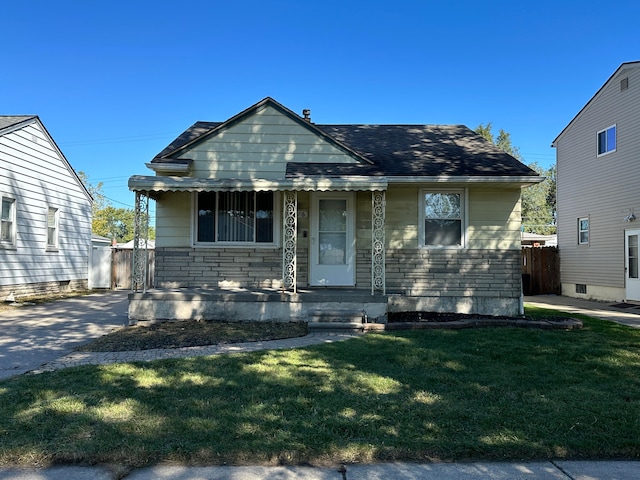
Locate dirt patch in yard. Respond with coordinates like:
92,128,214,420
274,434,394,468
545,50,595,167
76,320,309,352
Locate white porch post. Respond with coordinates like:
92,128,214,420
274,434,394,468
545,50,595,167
132,191,150,293
282,190,298,292
371,190,386,295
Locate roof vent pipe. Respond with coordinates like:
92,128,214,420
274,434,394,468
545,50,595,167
302,109,311,122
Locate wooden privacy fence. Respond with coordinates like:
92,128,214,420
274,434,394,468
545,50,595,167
112,248,155,289
521,246,560,295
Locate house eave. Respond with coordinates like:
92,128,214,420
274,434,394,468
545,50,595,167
128,175,389,194
387,175,544,186
145,162,191,173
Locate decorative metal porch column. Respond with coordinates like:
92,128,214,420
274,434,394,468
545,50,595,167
282,190,298,292
371,190,386,295
132,191,150,293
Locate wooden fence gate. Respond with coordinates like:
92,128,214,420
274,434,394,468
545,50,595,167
521,246,560,295
112,248,155,290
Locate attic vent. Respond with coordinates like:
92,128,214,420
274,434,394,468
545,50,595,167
31,134,38,143
621,77,629,91
302,109,311,122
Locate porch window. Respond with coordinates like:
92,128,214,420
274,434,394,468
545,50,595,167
1,197,16,247
421,190,465,247
196,191,275,244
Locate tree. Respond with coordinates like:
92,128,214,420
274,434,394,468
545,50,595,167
77,171,108,215
475,122,522,159
77,171,155,242
475,124,556,234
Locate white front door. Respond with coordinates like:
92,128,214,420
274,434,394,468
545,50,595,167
626,229,640,301
309,193,355,286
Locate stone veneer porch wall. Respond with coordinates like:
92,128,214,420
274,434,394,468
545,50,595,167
385,249,522,316
154,246,521,316
154,247,309,289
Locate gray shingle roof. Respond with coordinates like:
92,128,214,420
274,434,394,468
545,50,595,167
0,115,36,132
152,99,538,178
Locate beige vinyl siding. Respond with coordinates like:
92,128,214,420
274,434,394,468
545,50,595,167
556,66,640,290
178,105,358,180
385,185,521,250
467,188,521,250
386,186,419,249
0,121,92,287
154,192,191,247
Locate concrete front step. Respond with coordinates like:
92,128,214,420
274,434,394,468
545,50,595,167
308,311,366,323
308,321,365,331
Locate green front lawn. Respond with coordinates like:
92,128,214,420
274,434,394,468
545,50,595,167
1,308,639,468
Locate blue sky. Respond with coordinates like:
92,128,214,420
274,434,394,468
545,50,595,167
3,1,639,211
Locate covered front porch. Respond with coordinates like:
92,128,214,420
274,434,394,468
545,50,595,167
128,176,389,323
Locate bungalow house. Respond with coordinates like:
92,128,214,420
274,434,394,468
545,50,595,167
128,97,541,323
1,116,92,299
552,61,640,302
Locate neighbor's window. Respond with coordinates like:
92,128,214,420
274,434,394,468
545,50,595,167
47,207,59,248
578,217,589,245
196,191,275,244
597,125,616,156
422,190,465,247
1,197,16,246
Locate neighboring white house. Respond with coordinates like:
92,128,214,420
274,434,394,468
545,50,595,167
552,61,640,302
0,116,92,299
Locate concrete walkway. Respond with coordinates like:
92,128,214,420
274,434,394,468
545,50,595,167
524,294,640,328
32,330,362,373
1,460,639,479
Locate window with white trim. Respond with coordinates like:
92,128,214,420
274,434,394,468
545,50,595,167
47,207,59,248
597,125,616,156
1,197,16,247
421,190,465,247
195,191,276,244
578,217,589,245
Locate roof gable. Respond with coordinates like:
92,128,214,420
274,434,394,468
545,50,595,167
552,61,640,146
155,97,370,165
0,115,92,203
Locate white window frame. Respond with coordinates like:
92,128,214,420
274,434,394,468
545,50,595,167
1,196,17,248
419,188,467,249
578,217,589,245
192,191,281,247
46,206,59,250
597,124,616,157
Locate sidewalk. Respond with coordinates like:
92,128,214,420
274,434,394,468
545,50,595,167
524,294,640,328
1,460,639,479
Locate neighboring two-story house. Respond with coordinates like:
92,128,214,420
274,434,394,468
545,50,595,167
552,61,640,302
0,116,92,299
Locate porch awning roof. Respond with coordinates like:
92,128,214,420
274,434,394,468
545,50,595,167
128,175,389,194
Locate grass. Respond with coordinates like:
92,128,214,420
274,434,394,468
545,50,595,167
0,307,639,468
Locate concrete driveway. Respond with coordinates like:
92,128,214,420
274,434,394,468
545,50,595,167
0,291,129,380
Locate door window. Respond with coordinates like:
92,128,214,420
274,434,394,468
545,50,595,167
318,199,347,265
629,234,638,279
